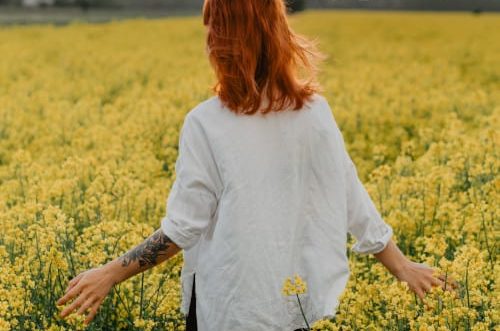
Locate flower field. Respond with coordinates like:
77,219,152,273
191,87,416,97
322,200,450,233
0,10,498,331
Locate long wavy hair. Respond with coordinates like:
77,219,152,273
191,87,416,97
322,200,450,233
203,0,324,115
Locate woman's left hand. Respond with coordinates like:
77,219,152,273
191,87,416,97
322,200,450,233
56,265,117,326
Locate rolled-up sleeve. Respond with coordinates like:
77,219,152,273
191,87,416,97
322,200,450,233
343,151,393,254
326,104,393,255
160,112,222,250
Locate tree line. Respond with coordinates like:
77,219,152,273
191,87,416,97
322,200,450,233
0,0,498,12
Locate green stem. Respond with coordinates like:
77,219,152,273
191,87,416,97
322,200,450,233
296,294,311,330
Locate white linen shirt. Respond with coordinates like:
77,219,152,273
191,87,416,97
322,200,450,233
161,94,393,331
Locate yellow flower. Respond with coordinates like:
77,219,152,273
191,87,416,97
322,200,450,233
282,274,308,296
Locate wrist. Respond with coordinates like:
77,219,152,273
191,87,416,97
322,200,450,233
101,259,126,286
392,259,412,280
373,239,411,279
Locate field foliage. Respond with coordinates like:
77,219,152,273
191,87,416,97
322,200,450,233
0,10,498,331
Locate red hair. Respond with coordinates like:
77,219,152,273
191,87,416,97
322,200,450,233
203,0,323,115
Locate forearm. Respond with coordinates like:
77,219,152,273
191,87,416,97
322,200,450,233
372,239,410,279
102,228,182,285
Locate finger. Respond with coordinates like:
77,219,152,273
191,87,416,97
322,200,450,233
427,268,441,281
64,280,78,295
76,296,98,316
444,279,460,297
84,297,104,326
60,294,85,318
414,287,425,301
436,273,449,281
60,291,87,318
422,282,432,293
432,269,447,279
66,273,84,291
58,283,83,306
449,278,459,289
58,278,82,306
430,276,445,289
438,274,459,288
437,273,457,284
445,286,460,298
442,279,459,290
418,287,432,310
434,277,456,295
438,275,459,289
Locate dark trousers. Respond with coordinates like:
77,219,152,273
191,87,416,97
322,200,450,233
185,274,309,331
186,274,197,331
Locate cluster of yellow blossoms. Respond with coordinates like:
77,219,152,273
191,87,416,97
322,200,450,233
282,274,308,297
0,9,498,330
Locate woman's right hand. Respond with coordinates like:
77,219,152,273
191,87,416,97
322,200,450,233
56,265,117,326
394,260,460,303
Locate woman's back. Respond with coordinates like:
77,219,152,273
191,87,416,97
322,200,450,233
161,93,393,331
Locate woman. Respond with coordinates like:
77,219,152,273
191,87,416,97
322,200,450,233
56,1,459,330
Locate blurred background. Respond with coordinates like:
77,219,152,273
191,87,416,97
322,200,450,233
1,0,500,25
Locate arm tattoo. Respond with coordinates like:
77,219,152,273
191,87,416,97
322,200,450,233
119,229,174,268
